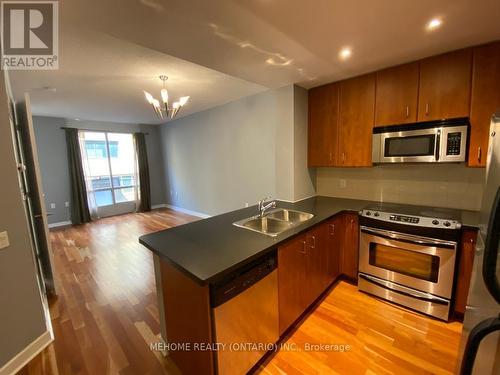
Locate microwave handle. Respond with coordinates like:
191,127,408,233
435,129,441,161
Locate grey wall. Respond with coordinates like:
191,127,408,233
33,117,166,224
0,74,48,367
160,85,316,216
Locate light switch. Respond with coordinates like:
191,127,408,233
340,179,347,188
50,203,56,209
65,201,69,207
0,231,10,250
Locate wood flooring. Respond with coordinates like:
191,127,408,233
17,209,462,375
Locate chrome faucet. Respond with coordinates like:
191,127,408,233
258,197,276,217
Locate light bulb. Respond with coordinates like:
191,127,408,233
179,96,190,106
426,18,442,31
161,89,169,104
144,91,154,104
172,102,180,109
339,47,352,60
152,99,161,108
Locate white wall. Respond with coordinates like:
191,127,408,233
160,85,315,215
316,164,485,211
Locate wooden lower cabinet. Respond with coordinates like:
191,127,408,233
278,213,358,334
278,233,309,334
327,215,343,281
454,229,478,315
340,213,360,280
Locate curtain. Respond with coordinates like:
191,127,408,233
78,132,99,219
133,132,151,212
64,128,91,224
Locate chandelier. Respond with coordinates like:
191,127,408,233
144,75,190,120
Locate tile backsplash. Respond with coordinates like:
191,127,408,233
316,164,485,211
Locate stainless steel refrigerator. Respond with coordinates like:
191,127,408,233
457,113,500,374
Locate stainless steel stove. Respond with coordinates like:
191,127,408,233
358,203,462,320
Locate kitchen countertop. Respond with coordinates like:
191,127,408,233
139,196,479,286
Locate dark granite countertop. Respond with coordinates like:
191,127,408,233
139,196,479,285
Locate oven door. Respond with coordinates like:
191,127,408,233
359,226,457,298
379,127,438,163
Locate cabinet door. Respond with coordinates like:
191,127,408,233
454,230,478,314
306,223,330,304
341,213,359,280
278,233,308,334
327,216,343,282
418,48,472,121
308,83,339,167
338,74,375,167
469,42,500,167
375,62,419,127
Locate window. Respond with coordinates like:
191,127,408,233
81,131,137,208
85,140,118,159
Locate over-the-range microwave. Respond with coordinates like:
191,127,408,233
372,118,469,164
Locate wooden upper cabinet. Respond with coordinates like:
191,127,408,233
469,42,500,167
338,74,375,167
418,48,472,121
375,62,419,127
308,83,339,167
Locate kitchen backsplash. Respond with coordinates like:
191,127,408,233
316,164,485,211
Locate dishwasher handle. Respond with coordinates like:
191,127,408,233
211,254,277,308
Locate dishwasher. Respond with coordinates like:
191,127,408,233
211,252,279,375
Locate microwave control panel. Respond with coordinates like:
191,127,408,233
446,132,462,156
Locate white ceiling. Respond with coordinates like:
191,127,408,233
10,0,500,124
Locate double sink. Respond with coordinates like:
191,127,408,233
233,208,314,237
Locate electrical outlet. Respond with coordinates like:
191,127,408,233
65,201,69,207
245,202,249,207
50,203,56,209
0,231,10,250
340,179,347,188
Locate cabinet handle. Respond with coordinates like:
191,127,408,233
299,240,307,254
329,224,335,236
342,152,346,164
405,106,409,118
477,147,481,163
309,235,316,249
329,151,332,163
425,103,430,116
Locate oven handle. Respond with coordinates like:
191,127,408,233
359,274,449,305
360,226,456,247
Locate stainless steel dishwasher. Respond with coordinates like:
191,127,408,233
211,253,279,375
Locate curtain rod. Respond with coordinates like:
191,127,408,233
60,126,149,135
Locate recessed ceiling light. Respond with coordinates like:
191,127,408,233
339,47,352,60
426,18,442,31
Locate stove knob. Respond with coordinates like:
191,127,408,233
374,212,380,217
365,211,371,216
432,220,439,225
444,221,451,227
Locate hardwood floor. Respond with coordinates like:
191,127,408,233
260,282,462,375
18,208,198,375
18,209,462,375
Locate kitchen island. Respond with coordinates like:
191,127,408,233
139,196,479,374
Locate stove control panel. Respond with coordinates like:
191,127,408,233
359,209,461,230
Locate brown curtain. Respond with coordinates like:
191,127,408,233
134,132,151,212
64,128,91,224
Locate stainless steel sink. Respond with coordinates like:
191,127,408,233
266,209,314,224
233,208,314,237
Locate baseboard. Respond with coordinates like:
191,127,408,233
153,203,211,219
151,203,167,210
0,330,53,375
47,220,72,229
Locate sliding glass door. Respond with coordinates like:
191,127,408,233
80,131,138,218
